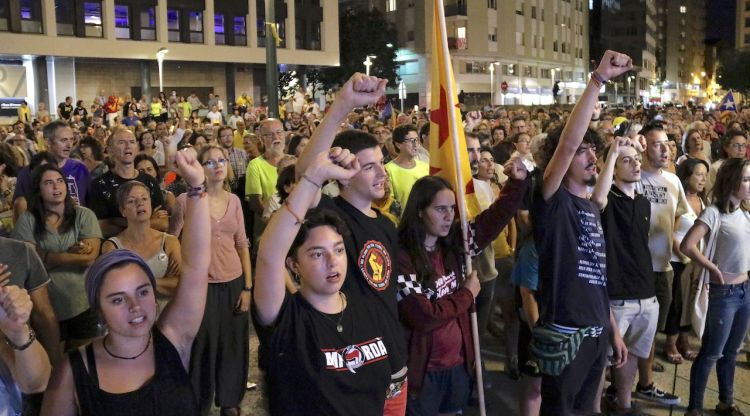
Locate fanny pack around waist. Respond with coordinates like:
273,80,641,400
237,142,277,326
528,324,592,376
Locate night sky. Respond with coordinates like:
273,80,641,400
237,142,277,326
706,0,736,45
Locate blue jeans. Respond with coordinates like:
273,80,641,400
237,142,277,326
688,280,750,411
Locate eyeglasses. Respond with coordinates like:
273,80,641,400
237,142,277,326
403,138,419,145
730,143,748,149
202,158,228,169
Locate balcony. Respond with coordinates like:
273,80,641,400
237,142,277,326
445,4,467,17
448,37,467,50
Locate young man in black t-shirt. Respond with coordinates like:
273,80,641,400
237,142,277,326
88,128,166,237
532,50,632,415
296,74,409,414
57,96,73,121
590,138,660,412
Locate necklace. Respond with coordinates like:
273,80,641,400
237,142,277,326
317,292,346,333
103,332,152,360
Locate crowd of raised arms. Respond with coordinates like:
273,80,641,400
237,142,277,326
2,50,750,416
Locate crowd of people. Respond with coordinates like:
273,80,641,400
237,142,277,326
1,49,750,416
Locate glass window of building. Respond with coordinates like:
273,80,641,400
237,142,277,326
56,0,75,35
188,11,202,43
295,0,322,50
256,0,287,48
140,6,156,40
20,0,43,33
0,0,8,31
168,8,180,41
115,4,130,39
83,2,103,37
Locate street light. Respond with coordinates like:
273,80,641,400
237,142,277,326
156,47,169,93
363,55,376,76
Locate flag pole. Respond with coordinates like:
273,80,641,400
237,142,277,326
434,0,486,414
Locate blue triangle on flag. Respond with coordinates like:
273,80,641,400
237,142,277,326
719,91,737,112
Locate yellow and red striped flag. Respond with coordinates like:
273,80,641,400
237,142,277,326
428,0,480,220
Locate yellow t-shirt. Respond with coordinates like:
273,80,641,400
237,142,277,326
245,156,278,200
150,102,162,117
384,159,429,210
233,130,246,149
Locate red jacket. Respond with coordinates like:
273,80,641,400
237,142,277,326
396,177,526,394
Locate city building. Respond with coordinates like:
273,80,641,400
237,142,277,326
591,0,708,105
0,0,338,122
372,0,590,108
737,0,750,49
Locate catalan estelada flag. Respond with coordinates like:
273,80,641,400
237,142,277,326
428,0,480,220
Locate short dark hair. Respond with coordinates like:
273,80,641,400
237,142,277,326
392,124,418,144
331,130,379,154
719,129,747,159
276,164,296,202
79,137,104,161
638,121,665,137
288,208,350,260
43,120,69,141
419,122,430,141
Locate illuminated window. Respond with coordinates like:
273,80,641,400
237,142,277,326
679,5,686,13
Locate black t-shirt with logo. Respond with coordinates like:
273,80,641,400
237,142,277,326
58,102,73,119
88,170,165,220
601,186,656,300
317,196,407,373
255,292,395,415
532,187,610,328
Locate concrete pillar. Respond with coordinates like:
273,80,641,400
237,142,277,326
42,0,57,36
225,63,236,107
248,0,257,48
204,0,215,45
103,0,116,40
157,0,168,42
140,60,152,99
286,0,295,50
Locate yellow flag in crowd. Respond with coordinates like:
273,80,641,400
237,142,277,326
428,0,480,220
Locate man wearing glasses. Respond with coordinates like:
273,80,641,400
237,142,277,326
245,118,285,259
384,124,428,210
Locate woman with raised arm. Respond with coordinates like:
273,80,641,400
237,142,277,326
40,147,210,416
253,149,402,415
169,144,252,416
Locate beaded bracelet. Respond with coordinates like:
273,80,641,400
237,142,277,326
5,326,36,351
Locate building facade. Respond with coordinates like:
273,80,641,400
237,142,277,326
737,0,750,49
374,0,589,108
0,0,338,121
591,0,707,106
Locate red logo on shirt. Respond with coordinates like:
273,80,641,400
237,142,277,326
357,240,392,291
323,338,389,374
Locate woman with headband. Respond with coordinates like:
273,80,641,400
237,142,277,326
40,147,210,416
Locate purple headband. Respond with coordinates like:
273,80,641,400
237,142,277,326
85,249,157,310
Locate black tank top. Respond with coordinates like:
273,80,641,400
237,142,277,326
69,328,199,416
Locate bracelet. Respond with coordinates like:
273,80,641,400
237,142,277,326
5,326,36,351
591,71,608,84
302,174,321,188
186,182,206,198
242,286,252,292
283,201,306,225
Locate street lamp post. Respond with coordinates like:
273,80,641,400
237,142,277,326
155,47,168,93
364,55,376,76
489,63,494,106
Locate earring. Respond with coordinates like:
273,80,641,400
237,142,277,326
293,272,300,284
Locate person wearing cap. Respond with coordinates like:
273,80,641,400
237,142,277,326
40,147,210,416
